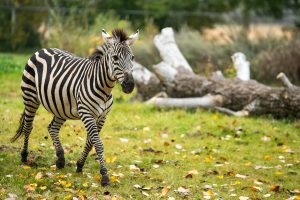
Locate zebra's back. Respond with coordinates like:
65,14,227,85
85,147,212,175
22,48,92,120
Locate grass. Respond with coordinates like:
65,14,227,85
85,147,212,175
0,53,299,200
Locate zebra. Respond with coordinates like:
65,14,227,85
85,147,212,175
11,29,139,186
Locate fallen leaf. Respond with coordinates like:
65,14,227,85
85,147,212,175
270,185,280,192
23,165,31,170
264,155,272,160
275,171,283,175
288,189,300,195
163,141,170,146
119,138,129,143
143,127,150,131
161,186,170,196
227,171,235,176
35,172,43,180
250,186,263,192
263,193,271,198
39,186,47,190
185,169,199,178
239,196,249,200
235,174,247,179
205,156,213,163
175,186,190,195
82,182,89,188
261,136,271,141
134,184,142,189
153,164,160,168
142,191,150,196
24,183,37,192
6,193,18,200
129,165,141,171
175,144,182,150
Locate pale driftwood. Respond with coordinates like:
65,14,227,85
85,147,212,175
276,72,296,91
154,27,193,73
132,61,162,100
232,52,250,81
147,94,224,109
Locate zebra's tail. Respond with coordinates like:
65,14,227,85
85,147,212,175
11,110,25,142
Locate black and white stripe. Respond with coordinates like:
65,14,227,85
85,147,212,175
12,29,139,186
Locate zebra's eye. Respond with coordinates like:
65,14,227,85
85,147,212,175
131,55,135,60
112,55,118,61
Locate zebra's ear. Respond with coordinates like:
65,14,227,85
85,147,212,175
126,30,139,46
102,29,114,45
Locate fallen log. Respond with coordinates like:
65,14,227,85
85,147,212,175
133,27,300,118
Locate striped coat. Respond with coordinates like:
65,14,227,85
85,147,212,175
12,29,139,186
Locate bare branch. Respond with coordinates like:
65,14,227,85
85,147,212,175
146,94,223,108
276,72,295,90
215,107,249,117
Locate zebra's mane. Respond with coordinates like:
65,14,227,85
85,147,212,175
88,44,108,61
112,29,128,42
88,29,128,61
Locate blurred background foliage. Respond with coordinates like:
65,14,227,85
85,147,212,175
1,0,300,83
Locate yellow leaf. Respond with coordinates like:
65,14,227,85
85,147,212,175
264,155,272,160
217,175,224,179
24,183,37,192
111,156,117,163
206,189,213,196
59,180,67,186
110,175,118,182
94,175,101,181
65,182,72,188
78,189,85,195
40,186,47,190
211,114,219,120
57,174,65,179
231,181,241,185
205,156,213,163
64,194,72,200
161,186,170,196
23,165,31,170
275,171,283,175
35,172,43,180
82,182,89,188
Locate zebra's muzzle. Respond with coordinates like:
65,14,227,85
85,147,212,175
121,73,135,94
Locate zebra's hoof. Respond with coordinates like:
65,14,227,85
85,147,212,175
76,162,83,173
56,158,65,169
21,157,27,163
101,175,110,187
21,151,28,163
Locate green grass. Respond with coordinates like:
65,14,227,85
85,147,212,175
0,53,299,200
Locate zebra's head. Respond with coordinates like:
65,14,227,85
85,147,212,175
102,29,139,94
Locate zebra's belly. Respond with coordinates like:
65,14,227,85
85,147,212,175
39,95,80,120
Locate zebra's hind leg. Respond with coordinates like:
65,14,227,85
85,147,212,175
20,106,39,163
76,136,93,173
48,116,66,169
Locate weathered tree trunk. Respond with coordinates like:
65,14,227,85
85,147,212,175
132,27,300,118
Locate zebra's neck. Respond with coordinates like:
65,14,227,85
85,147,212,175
86,53,115,100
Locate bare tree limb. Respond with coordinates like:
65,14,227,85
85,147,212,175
277,72,296,91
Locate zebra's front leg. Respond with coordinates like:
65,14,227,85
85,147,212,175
48,116,66,169
81,117,109,186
